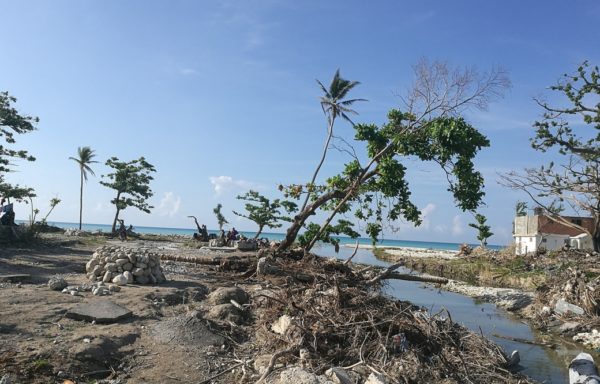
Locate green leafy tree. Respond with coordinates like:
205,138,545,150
213,203,228,231
501,61,600,250
468,213,494,247
0,91,37,202
233,190,297,238
279,60,509,254
299,69,366,213
69,146,98,229
100,157,156,233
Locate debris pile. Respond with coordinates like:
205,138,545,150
537,266,600,316
248,255,529,383
85,245,166,285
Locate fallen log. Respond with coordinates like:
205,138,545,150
160,254,252,265
384,273,448,284
366,261,405,285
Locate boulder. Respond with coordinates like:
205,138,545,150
555,298,585,316
48,276,68,291
112,274,128,286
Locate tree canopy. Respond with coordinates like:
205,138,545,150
233,190,297,238
468,213,493,247
0,91,38,202
69,146,98,229
501,61,600,250
277,61,509,254
100,156,156,233
0,91,37,175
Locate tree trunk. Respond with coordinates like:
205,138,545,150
254,225,264,239
111,192,121,233
277,189,346,253
593,215,600,252
78,169,83,230
299,116,335,213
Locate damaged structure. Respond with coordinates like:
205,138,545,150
514,208,594,255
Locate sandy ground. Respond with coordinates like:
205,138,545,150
345,244,458,259
0,235,262,384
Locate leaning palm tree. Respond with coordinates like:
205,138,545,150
299,69,366,212
69,146,98,230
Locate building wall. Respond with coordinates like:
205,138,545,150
514,216,539,236
515,234,540,255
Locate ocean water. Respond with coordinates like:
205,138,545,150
45,221,504,251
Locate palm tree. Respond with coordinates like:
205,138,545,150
69,147,98,230
299,69,366,212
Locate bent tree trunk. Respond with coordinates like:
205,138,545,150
299,116,335,213
277,189,346,253
254,224,265,239
111,192,122,233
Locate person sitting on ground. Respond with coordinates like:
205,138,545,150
201,224,209,241
231,227,239,240
0,199,15,226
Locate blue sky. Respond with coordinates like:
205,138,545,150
1,0,599,244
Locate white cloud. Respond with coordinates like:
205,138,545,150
420,203,436,230
179,68,198,76
452,215,464,236
209,175,261,196
156,192,181,217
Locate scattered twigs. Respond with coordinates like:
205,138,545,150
255,344,300,383
198,361,246,384
343,241,360,266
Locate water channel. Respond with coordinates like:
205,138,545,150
314,244,583,383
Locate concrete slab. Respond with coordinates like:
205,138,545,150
66,300,132,323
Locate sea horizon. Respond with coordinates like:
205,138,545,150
34,220,505,251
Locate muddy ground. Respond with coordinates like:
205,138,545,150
0,234,532,384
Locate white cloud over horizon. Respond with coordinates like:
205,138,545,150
209,175,262,196
452,215,464,236
156,192,181,217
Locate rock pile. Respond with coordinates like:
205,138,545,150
86,245,167,285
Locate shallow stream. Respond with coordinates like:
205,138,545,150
314,244,582,384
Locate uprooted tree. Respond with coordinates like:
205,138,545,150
100,157,156,233
500,61,600,251
232,190,297,238
0,91,38,203
277,59,510,254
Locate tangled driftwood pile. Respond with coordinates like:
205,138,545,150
248,254,529,383
86,245,167,285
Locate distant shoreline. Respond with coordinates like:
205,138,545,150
18,220,504,251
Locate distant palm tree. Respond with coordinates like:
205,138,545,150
300,69,366,212
69,147,98,230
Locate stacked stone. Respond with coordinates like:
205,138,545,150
86,245,167,285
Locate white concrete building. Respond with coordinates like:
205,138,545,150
513,213,594,255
